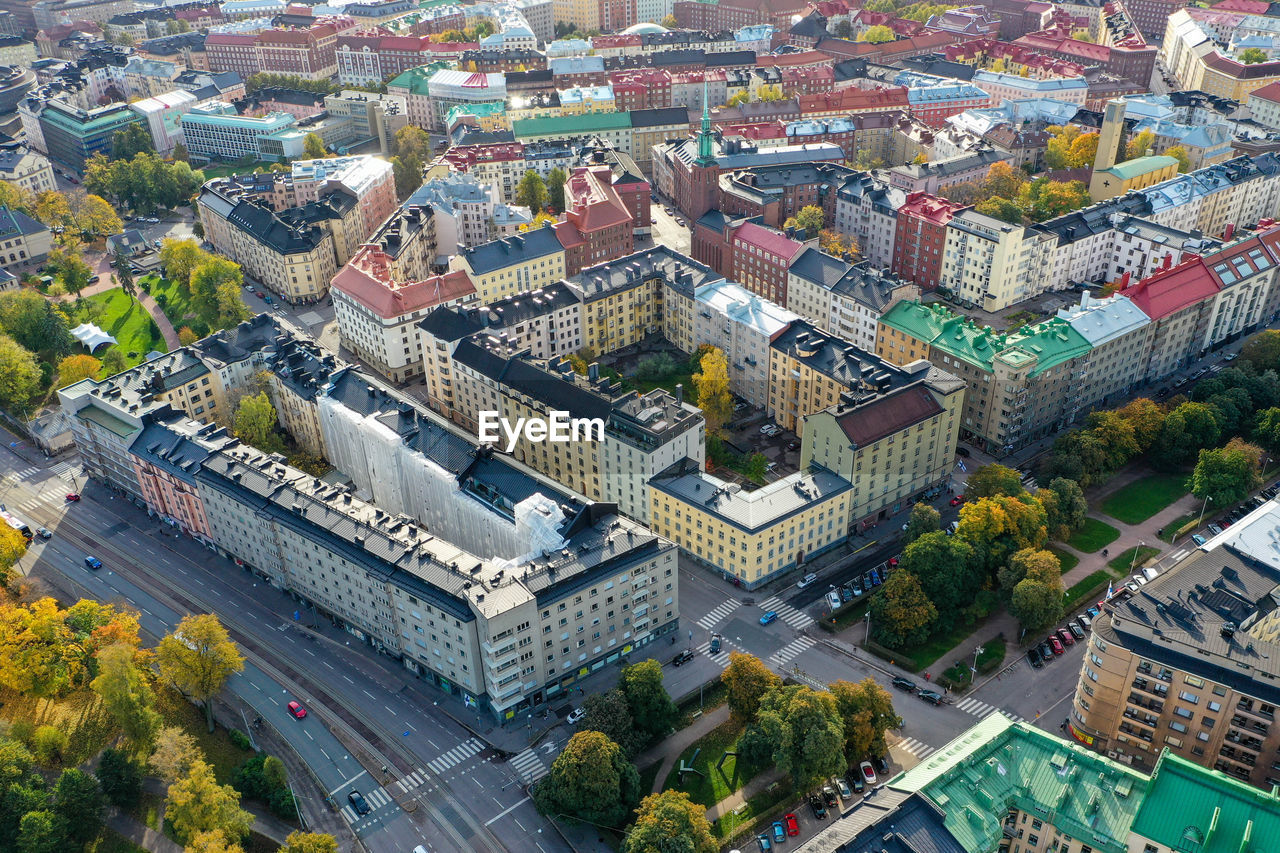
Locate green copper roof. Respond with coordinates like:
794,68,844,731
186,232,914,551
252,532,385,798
879,300,1091,377
1130,752,1280,853
446,101,507,124
1101,155,1179,180
387,62,451,96
512,112,632,138
892,714,1147,853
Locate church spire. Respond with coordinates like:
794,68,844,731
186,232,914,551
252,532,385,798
696,80,714,165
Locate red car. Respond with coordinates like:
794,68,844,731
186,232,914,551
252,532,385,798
287,700,307,719
65,493,80,502
784,813,799,836
888,556,899,568
1049,636,1064,655
949,494,965,507
1057,628,1075,647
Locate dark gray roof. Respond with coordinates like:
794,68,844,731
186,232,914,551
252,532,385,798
629,106,690,128
421,281,580,343
460,226,564,274
0,205,48,239
1037,193,1152,244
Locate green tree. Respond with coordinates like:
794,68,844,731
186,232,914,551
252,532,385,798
903,502,941,544
829,678,901,762
1010,579,1062,631
998,547,1061,593
393,125,432,163
546,167,568,212
783,204,823,235
279,831,340,853
1241,329,1280,371
580,689,644,757
46,245,91,295
1190,437,1263,507
1239,47,1268,64
0,182,34,215
532,730,641,827
155,614,245,733
721,651,781,724
97,748,143,810
233,392,285,455
1040,477,1087,540
870,570,937,648
77,194,123,236
965,463,1026,499
52,768,104,845
391,153,423,199
111,124,155,160
1125,129,1155,159
189,258,244,328
16,810,63,853
622,790,716,853
160,239,210,288
515,170,549,211
692,347,733,434
166,759,253,845
0,290,73,358
899,531,977,629
30,726,68,764
744,452,768,482
92,642,161,749
100,348,127,377
172,142,189,163
1166,145,1192,172
620,659,677,740
752,685,845,788
0,333,43,416
857,24,895,42
1254,407,1280,456
1155,401,1222,468
974,196,1023,224
1117,397,1166,451
302,133,328,159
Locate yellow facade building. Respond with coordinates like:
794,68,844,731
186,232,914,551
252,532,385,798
449,226,567,304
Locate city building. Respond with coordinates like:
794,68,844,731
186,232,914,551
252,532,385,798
129,89,198,156
180,104,297,161
0,145,56,197
406,173,532,256
786,249,920,352
556,164,634,276
425,68,506,132
18,96,142,171
448,226,567,305
0,205,51,266
937,207,1058,311
892,192,968,291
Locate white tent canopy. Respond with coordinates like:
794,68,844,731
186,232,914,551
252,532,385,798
71,323,117,352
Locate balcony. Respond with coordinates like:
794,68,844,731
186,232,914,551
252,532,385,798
1237,701,1275,721
1231,715,1270,735
1127,693,1164,714
1122,710,1158,729
1119,723,1154,743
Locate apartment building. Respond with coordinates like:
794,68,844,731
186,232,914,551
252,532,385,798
439,141,527,204
649,458,851,588
801,355,963,528
0,205,51,266
425,69,506,132
205,19,342,80
938,208,1058,312
0,146,54,198
181,105,297,162
18,97,143,171
557,165,634,276
1054,293,1152,416
686,279,798,409
449,226,567,305
406,173,532,256
785,249,920,354
892,192,968,291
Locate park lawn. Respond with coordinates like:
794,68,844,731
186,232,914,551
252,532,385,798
1159,513,1199,543
662,720,760,810
1047,545,1079,574
904,613,995,672
70,288,166,369
637,762,663,796
1067,518,1121,553
0,687,119,767
633,366,694,397
716,779,794,842
1100,473,1188,525
144,275,201,330
1109,545,1161,576
1063,570,1112,614
154,685,255,785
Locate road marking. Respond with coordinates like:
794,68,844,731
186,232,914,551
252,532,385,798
768,635,815,667
509,747,549,784
384,705,397,716
305,731,313,740
695,598,741,630
896,737,936,759
758,596,815,630
327,769,367,796
484,796,531,826
363,689,375,699
322,661,334,670
426,738,483,774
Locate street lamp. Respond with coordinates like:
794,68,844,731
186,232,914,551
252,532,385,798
972,645,984,678
1196,494,1213,528
863,611,871,650
1130,539,1145,574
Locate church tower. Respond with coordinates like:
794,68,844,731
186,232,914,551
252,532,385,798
1094,97,1127,172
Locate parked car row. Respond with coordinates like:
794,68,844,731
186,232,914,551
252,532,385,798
1027,611,1094,669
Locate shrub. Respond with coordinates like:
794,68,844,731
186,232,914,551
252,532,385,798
228,729,253,751
31,725,69,764
269,787,298,820
9,718,34,745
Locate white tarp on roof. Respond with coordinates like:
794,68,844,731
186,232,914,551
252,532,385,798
71,323,117,352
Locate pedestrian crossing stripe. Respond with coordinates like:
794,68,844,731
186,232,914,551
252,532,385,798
757,596,814,630
769,635,815,666
341,806,356,823
394,771,426,793
426,738,483,774
510,747,549,784
897,738,936,759
364,788,391,808
50,461,75,475
696,598,741,630
954,697,1026,722
695,640,731,667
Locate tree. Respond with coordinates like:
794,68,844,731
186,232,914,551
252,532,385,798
34,192,73,230
391,154,423,199
975,196,1023,224
156,615,245,733
1125,129,1155,160
160,240,210,288
1020,178,1090,222
16,811,63,853
97,748,143,810
1041,477,1087,540
46,245,91,295
532,730,641,827
954,494,1048,575
965,463,1025,499
233,392,285,455
1067,131,1100,168
0,524,25,586
1071,27,1092,41
189,258,245,328
721,652,780,724
660,13,677,26
829,678,900,762
1116,397,1165,451
984,161,1025,199
1155,401,1222,468
858,24,895,42
1166,145,1192,173
519,211,557,231
623,790,716,853
757,83,785,102
1010,579,1062,631
1190,437,1263,507
301,133,328,160
52,768,103,845
0,290,73,358
870,571,937,648
56,354,101,388
819,229,856,256
752,685,845,788
100,348,127,377
692,347,733,434
151,727,200,784
899,531,978,629
77,194,123,236
279,832,339,853
620,659,677,740
546,167,567,213
903,502,940,545
998,547,1061,593
726,91,750,107
92,642,161,749
166,759,253,845
172,142,189,163
0,182,34,215
179,327,199,346
783,205,823,235
186,829,245,853
577,689,643,756
515,170,549,211
0,334,42,416
1241,329,1280,371
112,124,155,160
744,452,768,482
392,126,431,163
1239,47,1268,64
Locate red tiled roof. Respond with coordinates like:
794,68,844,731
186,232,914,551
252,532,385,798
331,254,475,319
899,192,968,225
798,86,908,113
835,385,944,447
1119,257,1219,320
732,221,804,260
553,218,585,249
1249,81,1280,103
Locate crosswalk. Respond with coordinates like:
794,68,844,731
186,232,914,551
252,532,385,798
696,598,741,630
758,596,814,630
14,497,43,514
695,638,731,667
425,738,484,774
50,461,79,481
896,737,936,759
340,785,393,823
509,747,549,784
955,696,1026,722
392,769,428,794
769,635,816,667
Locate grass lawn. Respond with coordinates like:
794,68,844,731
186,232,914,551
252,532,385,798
904,614,993,672
1159,513,1199,543
1100,473,1188,525
144,275,201,331
1047,545,1079,574
716,779,794,842
662,720,759,810
637,762,662,796
198,162,277,179
1109,545,1161,576
87,829,148,853
69,288,166,369
0,687,119,768
633,366,694,397
1063,570,1112,614
154,686,255,785
676,680,727,727
1067,518,1121,553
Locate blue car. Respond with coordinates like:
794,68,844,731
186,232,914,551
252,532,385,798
772,821,786,844
757,833,772,852
84,556,102,570
760,610,778,626
870,569,882,586
1191,533,1207,546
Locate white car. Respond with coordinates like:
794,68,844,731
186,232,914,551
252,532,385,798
759,424,775,434
567,707,585,724
796,572,818,589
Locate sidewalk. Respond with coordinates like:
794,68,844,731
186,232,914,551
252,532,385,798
106,810,183,853
706,767,786,822
634,704,730,793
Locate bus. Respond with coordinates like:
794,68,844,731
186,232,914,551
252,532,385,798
0,509,32,540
